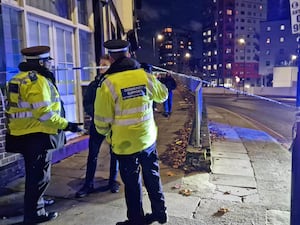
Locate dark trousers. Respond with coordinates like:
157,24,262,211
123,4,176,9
163,91,173,113
116,143,166,225
8,133,54,222
84,123,119,187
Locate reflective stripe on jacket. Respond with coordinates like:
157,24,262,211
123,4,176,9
94,68,168,155
6,71,68,135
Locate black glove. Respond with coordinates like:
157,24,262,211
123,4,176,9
64,122,83,132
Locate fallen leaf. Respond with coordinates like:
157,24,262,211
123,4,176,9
179,189,192,196
166,171,175,176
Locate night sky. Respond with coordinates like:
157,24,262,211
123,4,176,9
136,0,204,65
135,0,291,66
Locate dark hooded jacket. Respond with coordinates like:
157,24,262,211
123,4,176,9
104,56,140,75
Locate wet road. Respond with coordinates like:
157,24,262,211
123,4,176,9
204,94,297,148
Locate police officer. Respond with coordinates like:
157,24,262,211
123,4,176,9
5,45,81,224
94,40,169,225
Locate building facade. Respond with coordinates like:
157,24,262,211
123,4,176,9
202,0,267,87
156,27,193,73
0,0,137,186
259,19,298,86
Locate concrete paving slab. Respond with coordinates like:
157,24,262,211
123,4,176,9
212,151,250,160
216,185,257,197
266,210,290,225
193,198,266,225
212,157,254,177
212,142,247,154
152,192,200,220
219,127,241,141
180,173,216,198
210,174,257,188
243,193,260,203
212,191,242,202
46,201,127,225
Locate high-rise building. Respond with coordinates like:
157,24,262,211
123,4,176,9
259,20,298,86
202,0,267,87
156,27,193,73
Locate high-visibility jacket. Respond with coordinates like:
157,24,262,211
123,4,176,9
6,71,68,136
94,69,168,155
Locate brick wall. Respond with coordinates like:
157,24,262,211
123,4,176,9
0,90,25,187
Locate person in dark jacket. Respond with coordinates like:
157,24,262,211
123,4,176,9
75,55,120,198
160,72,177,117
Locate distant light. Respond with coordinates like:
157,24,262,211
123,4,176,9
185,52,191,58
157,34,164,41
291,55,297,61
238,38,246,45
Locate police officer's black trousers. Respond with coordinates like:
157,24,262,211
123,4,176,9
21,133,53,222
116,143,166,225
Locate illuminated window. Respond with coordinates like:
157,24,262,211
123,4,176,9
207,65,211,70
226,63,232,69
280,25,285,30
280,37,284,42
266,38,271,44
165,45,172,49
213,64,217,70
266,26,271,31
225,48,231,54
207,30,211,35
208,37,211,43
208,51,212,56
227,9,233,15
165,27,172,33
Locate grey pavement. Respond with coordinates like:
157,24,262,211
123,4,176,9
0,89,291,225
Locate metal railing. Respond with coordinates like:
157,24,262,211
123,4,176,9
152,66,207,147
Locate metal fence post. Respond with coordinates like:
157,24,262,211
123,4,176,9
195,81,202,147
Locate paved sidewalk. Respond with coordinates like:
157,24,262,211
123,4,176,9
0,89,291,225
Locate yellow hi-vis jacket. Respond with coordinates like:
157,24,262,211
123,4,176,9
94,69,168,155
6,71,68,136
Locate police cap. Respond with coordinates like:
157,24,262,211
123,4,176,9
103,39,130,53
21,45,53,60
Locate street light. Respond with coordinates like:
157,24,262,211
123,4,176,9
152,34,164,57
291,55,297,66
183,52,191,73
238,38,246,94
